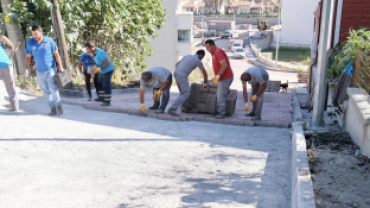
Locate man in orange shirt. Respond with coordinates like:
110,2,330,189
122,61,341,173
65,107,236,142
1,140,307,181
205,39,234,119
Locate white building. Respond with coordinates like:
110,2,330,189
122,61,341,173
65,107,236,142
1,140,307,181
279,0,319,48
146,0,193,73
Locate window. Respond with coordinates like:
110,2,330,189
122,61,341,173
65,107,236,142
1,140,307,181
178,30,191,42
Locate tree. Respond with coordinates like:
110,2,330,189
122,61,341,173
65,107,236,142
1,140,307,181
5,0,167,80
210,0,223,14
226,0,236,14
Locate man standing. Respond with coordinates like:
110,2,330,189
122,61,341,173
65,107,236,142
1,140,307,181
0,36,19,111
25,25,64,116
84,43,115,106
240,67,269,121
204,39,234,119
77,51,102,101
139,67,172,114
167,50,208,116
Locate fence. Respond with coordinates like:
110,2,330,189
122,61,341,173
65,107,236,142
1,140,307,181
352,49,370,94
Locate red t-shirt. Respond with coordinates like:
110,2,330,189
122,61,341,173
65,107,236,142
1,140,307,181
211,47,233,81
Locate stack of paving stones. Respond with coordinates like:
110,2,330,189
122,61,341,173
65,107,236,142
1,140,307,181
190,82,237,115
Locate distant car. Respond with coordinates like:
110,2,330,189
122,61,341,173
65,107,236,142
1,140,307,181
221,31,233,39
234,48,246,59
231,42,242,52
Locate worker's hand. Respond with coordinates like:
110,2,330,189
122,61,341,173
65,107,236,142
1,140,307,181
154,90,162,101
13,42,20,53
24,69,29,77
58,68,64,74
202,83,208,90
212,75,220,85
140,104,147,113
250,95,257,103
244,103,250,112
93,67,100,75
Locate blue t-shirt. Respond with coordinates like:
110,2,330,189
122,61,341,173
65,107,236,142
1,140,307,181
0,44,12,69
79,53,95,69
93,48,114,74
26,36,57,71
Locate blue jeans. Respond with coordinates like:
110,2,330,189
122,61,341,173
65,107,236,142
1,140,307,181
216,76,234,114
36,68,62,108
170,73,191,110
102,70,113,103
153,74,172,110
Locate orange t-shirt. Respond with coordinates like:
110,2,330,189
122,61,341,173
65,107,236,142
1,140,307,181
211,47,233,81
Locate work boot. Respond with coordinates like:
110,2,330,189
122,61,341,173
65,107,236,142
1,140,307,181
149,105,160,110
155,108,165,114
215,114,225,119
94,97,104,102
57,106,63,114
101,102,111,107
168,108,180,116
245,112,256,117
88,96,92,101
251,115,262,121
49,107,57,116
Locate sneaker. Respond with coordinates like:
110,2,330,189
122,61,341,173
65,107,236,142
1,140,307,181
211,111,220,116
94,97,104,102
155,108,165,114
49,108,57,116
57,106,63,114
245,112,256,117
88,96,92,101
168,108,180,116
149,105,160,110
251,115,262,121
101,102,111,107
215,114,225,119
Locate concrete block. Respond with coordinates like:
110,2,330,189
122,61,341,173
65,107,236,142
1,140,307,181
192,115,207,122
224,119,244,126
205,118,224,124
243,119,254,126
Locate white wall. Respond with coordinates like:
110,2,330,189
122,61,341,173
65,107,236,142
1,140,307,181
177,13,193,57
280,0,319,48
146,0,178,72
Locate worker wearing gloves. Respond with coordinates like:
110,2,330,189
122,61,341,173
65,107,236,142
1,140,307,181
167,50,208,116
139,67,173,114
77,51,102,101
241,67,269,121
204,39,234,119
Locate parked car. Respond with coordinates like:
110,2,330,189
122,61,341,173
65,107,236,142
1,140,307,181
231,42,242,52
221,31,233,39
234,48,246,59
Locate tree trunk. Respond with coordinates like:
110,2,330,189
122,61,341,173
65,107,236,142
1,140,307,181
1,0,27,76
50,0,73,83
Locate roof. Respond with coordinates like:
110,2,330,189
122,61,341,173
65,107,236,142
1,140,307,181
195,2,205,7
182,2,205,8
182,3,194,8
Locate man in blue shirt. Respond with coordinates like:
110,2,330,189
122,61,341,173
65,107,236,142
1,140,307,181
77,51,102,101
24,25,64,116
0,36,19,111
85,42,115,106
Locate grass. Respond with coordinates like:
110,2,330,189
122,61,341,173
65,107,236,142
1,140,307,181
262,47,311,66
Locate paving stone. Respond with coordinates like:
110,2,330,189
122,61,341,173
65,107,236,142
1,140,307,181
254,120,270,127
243,119,255,127
224,118,244,126
205,118,224,124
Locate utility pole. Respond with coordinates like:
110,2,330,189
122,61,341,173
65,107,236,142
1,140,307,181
50,0,72,79
312,0,334,127
1,0,26,76
274,4,281,70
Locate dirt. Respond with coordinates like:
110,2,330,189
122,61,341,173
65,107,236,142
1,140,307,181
305,132,370,208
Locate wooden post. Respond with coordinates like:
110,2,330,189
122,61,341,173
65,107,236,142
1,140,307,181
352,49,362,88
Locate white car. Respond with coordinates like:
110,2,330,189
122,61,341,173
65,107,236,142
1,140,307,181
234,48,246,59
231,42,242,52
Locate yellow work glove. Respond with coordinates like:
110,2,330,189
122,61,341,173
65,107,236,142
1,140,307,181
250,95,257,103
244,103,250,112
212,75,220,85
140,104,147,113
202,83,208,90
154,90,162,101
93,67,100,75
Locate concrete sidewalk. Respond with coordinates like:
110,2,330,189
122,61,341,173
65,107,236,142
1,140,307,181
0,84,292,208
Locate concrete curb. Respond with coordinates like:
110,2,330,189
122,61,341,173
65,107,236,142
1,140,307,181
293,93,304,122
291,122,316,208
62,100,293,128
59,88,143,98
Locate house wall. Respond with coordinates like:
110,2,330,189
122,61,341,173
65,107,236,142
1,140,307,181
280,0,319,48
339,0,370,43
177,13,193,57
146,0,178,72
237,6,251,14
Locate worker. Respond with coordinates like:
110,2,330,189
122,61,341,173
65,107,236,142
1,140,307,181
167,50,208,116
204,39,234,119
25,25,64,116
0,36,19,111
85,42,115,107
241,67,269,121
77,51,102,101
139,67,173,114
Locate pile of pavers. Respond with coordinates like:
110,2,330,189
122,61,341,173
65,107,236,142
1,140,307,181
190,83,237,116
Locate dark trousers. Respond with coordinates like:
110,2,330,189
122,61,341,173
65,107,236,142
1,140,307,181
153,74,172,110
84,69,102,97
101,70,113,103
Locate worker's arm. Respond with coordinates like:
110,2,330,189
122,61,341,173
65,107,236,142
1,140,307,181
217,60,227,77
242,83,248,103
159,79,169,92
24,54,32,77
0,36,14,50
101,58,110,69
175,61,180,67
52,50,64,73
139,87,145,104
77,62,83,74
201,68,208,84
255,82,268,96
